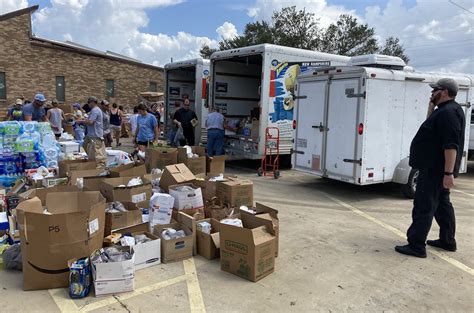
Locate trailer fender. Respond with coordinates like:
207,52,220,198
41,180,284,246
392,157,412,185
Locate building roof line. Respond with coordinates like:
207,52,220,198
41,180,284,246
0,5,38,21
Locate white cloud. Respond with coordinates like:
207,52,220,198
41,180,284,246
247,0,474,73
0,0,28,15
27,0,222,66
247,0,354,28
216,22,238,40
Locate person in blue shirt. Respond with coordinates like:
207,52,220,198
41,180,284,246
133,103,159,152
23,93,47,122
206,106,225,156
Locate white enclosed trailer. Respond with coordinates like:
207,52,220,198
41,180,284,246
209,44,350,160
164,58,210,144
293,55,473,197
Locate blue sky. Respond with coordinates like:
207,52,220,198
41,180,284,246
1,0,472,73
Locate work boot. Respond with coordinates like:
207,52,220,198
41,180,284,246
395,245,427,258
427,239,457,252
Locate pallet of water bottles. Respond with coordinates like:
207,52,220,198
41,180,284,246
0,121,59,189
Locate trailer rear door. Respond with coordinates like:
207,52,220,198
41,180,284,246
325,78,361,179
294,79,327,173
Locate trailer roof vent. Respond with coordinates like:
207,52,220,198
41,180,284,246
348,54,406,70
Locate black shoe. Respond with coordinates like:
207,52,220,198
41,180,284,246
427,239,457,252
395,245,427,258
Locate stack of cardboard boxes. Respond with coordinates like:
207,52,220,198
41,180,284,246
2,144,280,297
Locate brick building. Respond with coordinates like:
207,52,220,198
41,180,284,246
0,5,164,119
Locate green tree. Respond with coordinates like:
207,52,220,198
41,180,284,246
200,7,409,63
378,37,410,63
320,14,379,56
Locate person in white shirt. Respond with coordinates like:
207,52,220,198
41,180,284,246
130,106,139,135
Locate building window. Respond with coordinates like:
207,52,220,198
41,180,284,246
0,72,6,100
149,81,157,92
56,76,65,102
106,79,115,97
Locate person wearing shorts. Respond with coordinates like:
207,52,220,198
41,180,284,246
134,103,159,152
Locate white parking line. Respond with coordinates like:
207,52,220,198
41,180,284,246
323,193,474,276
452,188,474,197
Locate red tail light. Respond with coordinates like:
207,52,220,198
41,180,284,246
293,120,297,129
358,123,364,135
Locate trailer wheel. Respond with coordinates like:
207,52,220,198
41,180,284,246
402,169,419,199
274,170,280,179
257,168,263,176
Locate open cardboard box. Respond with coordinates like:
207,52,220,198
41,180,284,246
206,155,227,174
196,218,220,260
58,159,96,177
169,184,204,211
159,163,196,192
159,223,194,263
177,146,206,175
219,213,276,282
105,202,143,235
216,177,253,207
100,177,152,203
145,147,178,173
16,191,106,290
109,162,147,178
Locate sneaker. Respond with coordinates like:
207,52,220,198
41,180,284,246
427,239,457,252
395,244,427,258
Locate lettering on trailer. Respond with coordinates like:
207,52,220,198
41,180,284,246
269,60,332,125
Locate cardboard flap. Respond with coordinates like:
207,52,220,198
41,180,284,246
210,232,220,248
251,225,275,245
255,202,279,217
16,197,43,213
46,191,105,214
168,164,195,180
241,213,276,236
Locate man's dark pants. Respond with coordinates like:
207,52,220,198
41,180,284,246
407,169,456,252
180,126,195,146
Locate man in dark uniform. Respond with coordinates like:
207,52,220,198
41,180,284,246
173,98,198,146
395,78,465,258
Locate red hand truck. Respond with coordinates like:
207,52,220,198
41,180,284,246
257,127,280,179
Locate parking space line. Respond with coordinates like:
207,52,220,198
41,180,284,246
183,258,206,313
452,188,474,197
323,193,474,276
48,288,79,313
80,274,188,312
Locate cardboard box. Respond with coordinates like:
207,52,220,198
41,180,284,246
91,246,134,281
18,185,79,205
94,278,134,297
159,164,196,192
59,159,96,177
169,184,204,211
160,224,193,263
91,246,135,296
177,146,206,175
194,174,227,201
131,232,161,270
83,175,111,192
219,214,276,282
105,202,143,235
69,168,107,187
196,218,220,260
109,163,147,178
16,191,106,290
59,141,80,154
100,177,152,203
145,147,178,172
204,199,235,221
172,209,205,256
153,219,179,236
239,203,279,257
216,177,253,207
115,222,149,234
206,155,227,174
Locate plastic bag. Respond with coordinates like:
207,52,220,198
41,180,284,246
173,127,184,146
127,177,143,187
2,244,22,271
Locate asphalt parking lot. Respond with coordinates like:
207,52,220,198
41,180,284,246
1,159,473,312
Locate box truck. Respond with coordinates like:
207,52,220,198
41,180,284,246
164,58,210,144
209,44,350,160
292,54,473,197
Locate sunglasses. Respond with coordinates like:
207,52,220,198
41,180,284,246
431,88,445,93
